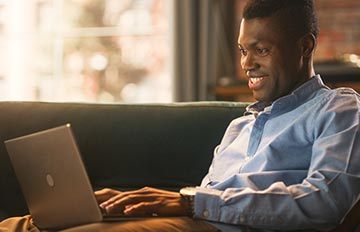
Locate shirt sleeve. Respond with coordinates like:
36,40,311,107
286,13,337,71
194,91,360,231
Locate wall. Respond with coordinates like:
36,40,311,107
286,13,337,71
315,0,360,61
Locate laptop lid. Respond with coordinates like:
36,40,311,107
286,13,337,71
4,124,103,229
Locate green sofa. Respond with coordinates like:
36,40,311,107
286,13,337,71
0,101,358,231
0,101,247,220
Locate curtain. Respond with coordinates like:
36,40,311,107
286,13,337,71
172,0,237,102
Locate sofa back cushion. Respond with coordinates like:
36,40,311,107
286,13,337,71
0,101,247,219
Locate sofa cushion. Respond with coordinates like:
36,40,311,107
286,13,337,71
0,101,247,219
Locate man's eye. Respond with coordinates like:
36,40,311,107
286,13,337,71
239,48,247,56
256,48,269,56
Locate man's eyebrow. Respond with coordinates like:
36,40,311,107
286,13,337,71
238,41,259,48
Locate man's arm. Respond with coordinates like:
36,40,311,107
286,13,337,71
95,92,360,230
194,92,360,231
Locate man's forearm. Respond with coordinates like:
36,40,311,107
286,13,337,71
193,171,360,231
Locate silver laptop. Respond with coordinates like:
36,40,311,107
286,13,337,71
4,124,135,230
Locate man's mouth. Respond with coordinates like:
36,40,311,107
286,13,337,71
250,77,264,84
248,76,267,90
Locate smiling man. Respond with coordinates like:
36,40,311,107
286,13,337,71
1,0,359,231
238,8,314,105
95,0,360,231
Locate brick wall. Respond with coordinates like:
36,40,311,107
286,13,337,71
315,0,360,61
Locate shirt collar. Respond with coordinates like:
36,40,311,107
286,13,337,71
245,75,328,115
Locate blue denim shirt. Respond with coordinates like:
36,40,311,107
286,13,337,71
195,75,360,231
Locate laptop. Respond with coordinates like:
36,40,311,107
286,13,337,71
4,124,141,230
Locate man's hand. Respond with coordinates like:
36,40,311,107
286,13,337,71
95,188,122,204
95,187,188,217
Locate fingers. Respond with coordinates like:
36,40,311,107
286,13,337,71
98,187,183,216
94,188,121,204
99,187,154,207
95,188,122,196
101,193,157,214
123,199,185,217
123,201,161,216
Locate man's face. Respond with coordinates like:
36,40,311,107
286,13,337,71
238,17,307,104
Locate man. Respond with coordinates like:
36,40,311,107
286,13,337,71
1,0,359,231
96,0,360,231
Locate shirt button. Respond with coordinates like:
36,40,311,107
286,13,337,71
202,210,209,218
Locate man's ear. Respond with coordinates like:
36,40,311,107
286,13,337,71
301,33,316,58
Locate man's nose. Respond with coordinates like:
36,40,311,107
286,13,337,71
241,53,257,71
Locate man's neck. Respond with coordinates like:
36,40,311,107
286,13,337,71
309,61,316,78
262,66,316,108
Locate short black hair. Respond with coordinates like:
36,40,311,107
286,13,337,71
243,0,319,39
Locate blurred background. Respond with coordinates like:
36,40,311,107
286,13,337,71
0,0,358,103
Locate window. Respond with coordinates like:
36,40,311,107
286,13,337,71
0,0,173,103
